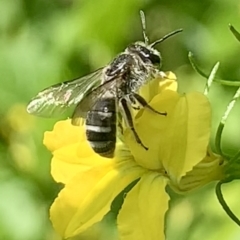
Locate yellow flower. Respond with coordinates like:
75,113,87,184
44,72,224,239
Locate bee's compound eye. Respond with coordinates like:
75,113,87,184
149,53,160,65
137,45,161,65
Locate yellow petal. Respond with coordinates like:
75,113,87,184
43,120,85,152
66,212,118,240
125,91,211,184
139,71,177,104
161,92,211,184
50,159,146,239
47,120,111,183
118,173,169,240
171,148,225,193
125,90,180,170
51,142,108,183
159,71,177,92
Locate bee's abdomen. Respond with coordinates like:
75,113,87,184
86,98,116,158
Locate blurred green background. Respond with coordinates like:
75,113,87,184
0,0,240,239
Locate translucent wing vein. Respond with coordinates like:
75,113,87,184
27,68,104,117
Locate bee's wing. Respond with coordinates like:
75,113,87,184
71,77,118,126
27,68,104,117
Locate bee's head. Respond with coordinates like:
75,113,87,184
127,11,182,67
126,42,161,66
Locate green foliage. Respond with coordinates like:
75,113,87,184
0,0,240,239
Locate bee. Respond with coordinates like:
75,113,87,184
27,11,182,157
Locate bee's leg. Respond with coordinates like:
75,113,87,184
120,98,148,150
132,93,167,116
117,113,124,141
128,94,141,110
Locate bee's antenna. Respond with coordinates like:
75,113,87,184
140,10,149,45
150,29,183,47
